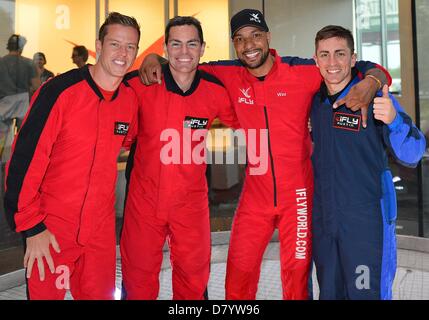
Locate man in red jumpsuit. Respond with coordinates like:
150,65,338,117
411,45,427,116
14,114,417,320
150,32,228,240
3,12,140,300
140,9,391,300
120,16,239,300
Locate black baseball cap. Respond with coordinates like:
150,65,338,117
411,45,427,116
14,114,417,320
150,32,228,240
230,9,269,38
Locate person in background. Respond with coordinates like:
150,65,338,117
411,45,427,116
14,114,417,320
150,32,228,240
71,45,89,68
33,52,54,83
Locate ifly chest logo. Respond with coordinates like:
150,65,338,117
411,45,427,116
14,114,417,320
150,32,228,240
114,122,130,135
183,116,209,129
238,87,254,105
333,112,361,132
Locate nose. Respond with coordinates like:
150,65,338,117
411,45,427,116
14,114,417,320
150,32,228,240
118,44,127,56
243,37,254,50
328,55,337,65
180,44,189,55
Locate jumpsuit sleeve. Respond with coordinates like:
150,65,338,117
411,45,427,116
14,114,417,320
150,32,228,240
216,89,241,130
199,62,234,85
382,93,426,167
4,86,63,237
354,60,393,86
281,56,323,92
281,56,392,94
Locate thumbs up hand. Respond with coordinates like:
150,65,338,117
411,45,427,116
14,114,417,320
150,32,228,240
373,85,397,125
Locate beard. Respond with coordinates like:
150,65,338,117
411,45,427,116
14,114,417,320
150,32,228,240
239,48,270,70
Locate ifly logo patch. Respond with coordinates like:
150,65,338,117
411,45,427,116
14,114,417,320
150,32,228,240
238,87,254,105
333,112,361,132
183,116,209,129
114,122,130,135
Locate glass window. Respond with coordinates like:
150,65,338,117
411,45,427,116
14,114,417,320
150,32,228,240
356,0,421,236
355,0,401,94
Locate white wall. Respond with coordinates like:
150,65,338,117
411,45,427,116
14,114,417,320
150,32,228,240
229,0,354,59
0,1,15,57
266,0,354,58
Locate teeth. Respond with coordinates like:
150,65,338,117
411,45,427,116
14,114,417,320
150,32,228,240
245,51,259,58
327,70,340,74
178,58,191,62
114,60,125,65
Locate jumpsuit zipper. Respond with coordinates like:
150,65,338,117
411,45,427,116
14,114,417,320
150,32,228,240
263,106,277,207
77,98,101,239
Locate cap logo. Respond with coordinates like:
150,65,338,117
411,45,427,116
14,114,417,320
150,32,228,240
249,13,261,23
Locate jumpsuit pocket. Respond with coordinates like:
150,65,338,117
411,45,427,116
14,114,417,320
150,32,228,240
380,170,397,224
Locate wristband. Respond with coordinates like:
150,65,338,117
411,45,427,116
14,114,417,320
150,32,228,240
366,74,382,91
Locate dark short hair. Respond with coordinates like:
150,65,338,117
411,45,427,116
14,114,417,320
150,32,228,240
7,34,27,51
315,25,355,53
165,16,204,44
98,12,140,44
73,45,89,62
34,52,47,63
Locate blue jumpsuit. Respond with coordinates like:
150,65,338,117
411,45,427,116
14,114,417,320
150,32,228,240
310,73,426,300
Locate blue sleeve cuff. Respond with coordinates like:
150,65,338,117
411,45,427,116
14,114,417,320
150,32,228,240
387,112,403,132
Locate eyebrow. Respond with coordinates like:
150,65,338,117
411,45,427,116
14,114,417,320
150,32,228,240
318,49,347,54
169,37,200,42
234,30,263,37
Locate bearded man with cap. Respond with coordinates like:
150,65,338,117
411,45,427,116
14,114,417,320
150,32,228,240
139,8,392,300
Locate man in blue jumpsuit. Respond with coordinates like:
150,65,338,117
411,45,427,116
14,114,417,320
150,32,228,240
310,25,426,300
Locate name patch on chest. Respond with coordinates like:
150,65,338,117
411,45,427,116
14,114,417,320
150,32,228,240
333,112,361,132
114,122,130,135
183,116,209,129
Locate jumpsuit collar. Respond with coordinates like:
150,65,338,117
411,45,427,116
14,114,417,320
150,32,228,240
162,63,201,96
81,64,121,101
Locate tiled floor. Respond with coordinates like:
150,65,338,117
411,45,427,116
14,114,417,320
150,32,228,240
1,243,429,300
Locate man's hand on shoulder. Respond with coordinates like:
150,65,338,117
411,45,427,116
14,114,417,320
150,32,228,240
139,53,165,85
334,73,383,128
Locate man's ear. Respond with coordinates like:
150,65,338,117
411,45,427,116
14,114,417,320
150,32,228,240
351,52,357,67
313,55,319,68
266,31,271,45
163,43,168,59
95,40,102,60
200,42,206,58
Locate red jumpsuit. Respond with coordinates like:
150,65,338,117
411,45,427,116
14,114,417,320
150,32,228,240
4,66,138,300
121,65,239,300
201,49,390,299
